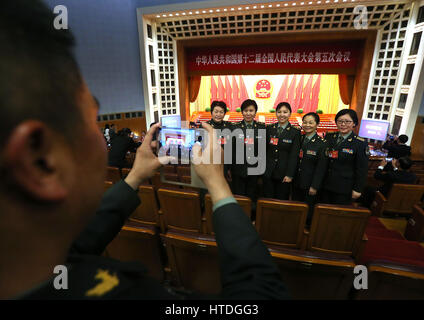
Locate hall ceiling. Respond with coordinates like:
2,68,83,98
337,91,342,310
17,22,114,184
144,0,412,39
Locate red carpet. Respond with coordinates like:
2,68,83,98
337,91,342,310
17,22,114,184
360,235,424,268
365,217,405,241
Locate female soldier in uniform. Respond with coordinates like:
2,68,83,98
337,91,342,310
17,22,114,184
321,109,369,205
292,112,328,224
230,99,266,202
263,102,301,200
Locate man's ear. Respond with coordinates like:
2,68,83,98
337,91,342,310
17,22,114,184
3,121,68,202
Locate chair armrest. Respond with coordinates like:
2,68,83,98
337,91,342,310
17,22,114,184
371,191,387,217
355,234,368,263
301,229,310,250
157,209,166,233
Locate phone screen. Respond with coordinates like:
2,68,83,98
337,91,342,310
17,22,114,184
385,158,393,162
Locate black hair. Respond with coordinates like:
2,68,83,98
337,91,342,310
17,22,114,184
335,109,359,126
105,124,110,129
302,112,320,125
118,128,131,136
0,0,83,148
241,99,258,112
398,157,413,170
276,102,292,113
398,134,408,144
210,101,227,114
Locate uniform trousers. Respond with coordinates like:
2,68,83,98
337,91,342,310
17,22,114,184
231,174,259,203
321,190,352,206
292,186,317,226
262,177,291,200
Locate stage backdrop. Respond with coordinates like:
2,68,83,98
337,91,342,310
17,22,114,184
190,74,348,115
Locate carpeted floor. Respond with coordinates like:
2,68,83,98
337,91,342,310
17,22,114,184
378,217,424,248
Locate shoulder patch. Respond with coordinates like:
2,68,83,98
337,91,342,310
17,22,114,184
355,136,365,142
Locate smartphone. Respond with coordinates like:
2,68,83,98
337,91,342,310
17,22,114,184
385,157,393,162
157,127,207,189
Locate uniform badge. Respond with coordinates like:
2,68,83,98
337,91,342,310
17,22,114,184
329,150,338,159
342,148,354,154
299,150,304,158
270,137,279,145
282,139,293,144
306,150,317,156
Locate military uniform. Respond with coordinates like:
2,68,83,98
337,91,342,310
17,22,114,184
321,131,369,205
292,133,328,224
230,120,266,202
263,122,301,200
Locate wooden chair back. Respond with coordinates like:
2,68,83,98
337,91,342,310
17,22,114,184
355,261,424,300
104,181,113,193
106,166,121,183
307,204,370,258
106,222,165,281
161,231,220,295
204,194,251,234
129,185,161,229
157,188,203,233
177,166,191,179
121,168,130,179
385,184,424,215
151,172,180,190
256,199,308,249
270,247,355,299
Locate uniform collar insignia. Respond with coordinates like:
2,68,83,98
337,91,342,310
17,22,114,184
85,269,119,297
312,139,315,142
348,138,352,142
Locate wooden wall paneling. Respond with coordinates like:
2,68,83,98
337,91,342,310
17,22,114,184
411,116,424,161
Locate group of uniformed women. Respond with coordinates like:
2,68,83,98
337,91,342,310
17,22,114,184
203,99,369,221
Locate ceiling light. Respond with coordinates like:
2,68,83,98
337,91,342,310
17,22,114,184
189,11,192,14
293,2,297,5
261,5,265,8
269,4,273,7
216,9,220,12
169,14,173,16
301,2,305,4
276,4,281,7
334,0,339,2
182,12,186,15
284,3,288,6
156,15,160,18
231,8,235,11
202,10,206,13
224,8,227,11
175,13,179,16
162,14,166,17
195,11,199,14
253,6,257,9
238,7,242,10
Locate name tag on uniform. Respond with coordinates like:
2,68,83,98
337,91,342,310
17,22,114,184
282,139,292,144
299,150,303,158
342,148,354,154
306,150,317,156
329,150,338,159
218,137,227,145
245,137,254,145
270,137,279,145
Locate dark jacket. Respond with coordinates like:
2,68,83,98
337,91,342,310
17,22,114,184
294,133,328,190
374,168,417,197
382,141,411,159
231,120,267,177
264,122,301,180
323,131,369,195
21,180,289,299
108,135,140,168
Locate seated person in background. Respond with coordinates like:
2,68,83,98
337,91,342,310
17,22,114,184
0,0,288,299
374,157,417,197
108,128,141,168
360,157,417,208
383,134,411,159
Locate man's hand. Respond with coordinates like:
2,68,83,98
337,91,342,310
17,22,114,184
308,187,317,196
352,190,361,199
192,123,232,205
125,123,170,190
282,176,292,183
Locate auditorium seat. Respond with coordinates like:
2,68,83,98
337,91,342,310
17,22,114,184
269,246,355,300
129,184,164,232
106,166,121,183
416,173,424,185
106,221,166,281
161,231,220,295
157,188,204,234
255,199,308,249
306,204,370,260
151,171,180,191
163,165,177,174
371,184,424,217
104,181,113,192
177,165,191,179
204,193,251,235
180,175,199,192
355,261,424,300
121,168,130,179
404,204,424,242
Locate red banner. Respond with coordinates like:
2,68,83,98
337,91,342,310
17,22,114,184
187,42,360,73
